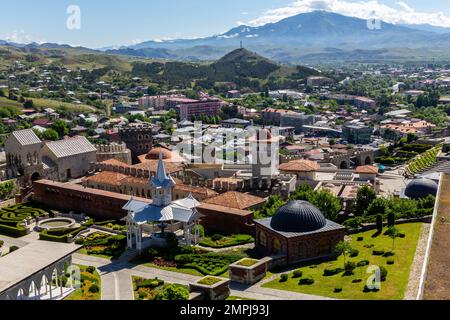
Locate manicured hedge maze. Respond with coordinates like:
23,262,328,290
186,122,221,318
0,203,50,237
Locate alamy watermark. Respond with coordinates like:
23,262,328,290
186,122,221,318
66,5,81,30
367,11,382,30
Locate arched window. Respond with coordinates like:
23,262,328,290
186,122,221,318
272,238,282,254
258,231,267,247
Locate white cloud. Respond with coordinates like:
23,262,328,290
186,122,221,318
246,0,450,28
3,30,45,44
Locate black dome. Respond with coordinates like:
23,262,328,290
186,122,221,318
405,178,438,200
271,200,326,233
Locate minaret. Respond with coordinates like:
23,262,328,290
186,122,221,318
150,151,175,207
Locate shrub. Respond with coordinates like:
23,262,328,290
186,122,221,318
211,234,223,241
334,287,343,293
380,266,388,281
74,238,84,245
387,259,395,265
352,279,362,283
155,285,189,301
0,240,4,247
9,245,19,252
299,277,314,285
89,284,99,293
387,212,395,227
292,270,303,278
363,285,380,292
86,266,96,274
372,250,385,256
356,237,364,242
344,262,356,275
376,214,383,233
323,268,344,276
357,260,370,267
349,249,359,257
398,233,406,238
280,274,288,282
383,251,395,257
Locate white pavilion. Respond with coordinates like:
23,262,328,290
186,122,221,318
122,152,201,253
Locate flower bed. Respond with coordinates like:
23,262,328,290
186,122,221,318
76,232,127,259
197,276,222,286
133,276,189,301
65,265,101,300
236,258,259,267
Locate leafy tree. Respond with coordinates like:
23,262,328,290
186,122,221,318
51,120,70,137
365,198,387,216
42,128,59,141
290,184,341,221
386,226,400,251
354,185,377,216
253,195,285,219
335,241,353,268
310,190,341,221
23,99,34,109
387,212,396,227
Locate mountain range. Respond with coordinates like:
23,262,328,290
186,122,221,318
3,11,450,63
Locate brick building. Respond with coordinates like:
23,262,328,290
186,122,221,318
254,200,345,265
33,180,150,220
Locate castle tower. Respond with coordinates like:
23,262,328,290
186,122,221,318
119,124,153,164
150,151,176,207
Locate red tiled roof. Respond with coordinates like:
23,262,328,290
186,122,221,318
204,191,265,210
356,165,379,174
279,159,320,172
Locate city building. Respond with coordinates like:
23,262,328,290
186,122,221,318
177,100,225,120
280,112,315,134
343,124,373,145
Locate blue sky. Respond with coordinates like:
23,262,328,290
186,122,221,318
0,0,449,48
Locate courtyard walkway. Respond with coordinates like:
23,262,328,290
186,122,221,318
72,252,331,301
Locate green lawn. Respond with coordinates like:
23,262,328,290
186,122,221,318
262,223,423,300
142,262,230,278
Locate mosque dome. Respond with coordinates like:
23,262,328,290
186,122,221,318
404,178,438,199
270,200,327,233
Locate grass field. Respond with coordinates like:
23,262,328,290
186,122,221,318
0,96,98,113
262,223,423,300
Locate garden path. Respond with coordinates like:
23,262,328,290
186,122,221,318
72,253,331,301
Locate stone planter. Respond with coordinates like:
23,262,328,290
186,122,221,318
189,276,230,300
229,258,268,285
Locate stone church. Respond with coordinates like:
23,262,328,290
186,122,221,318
5,129,97,186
